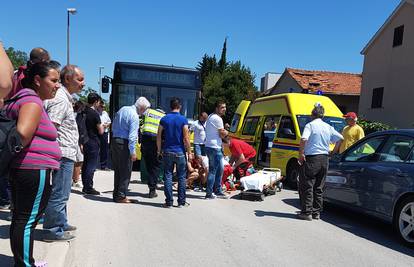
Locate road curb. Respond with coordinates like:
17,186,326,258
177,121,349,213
33,235,75,267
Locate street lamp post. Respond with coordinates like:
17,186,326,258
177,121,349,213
67,8,77,65
98,66,104,95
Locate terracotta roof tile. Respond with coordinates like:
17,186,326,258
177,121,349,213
286,68,361,95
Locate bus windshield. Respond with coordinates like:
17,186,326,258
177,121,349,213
111,62,200,120
296,115,346,134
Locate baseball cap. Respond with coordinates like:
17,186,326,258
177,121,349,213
343,112,357,120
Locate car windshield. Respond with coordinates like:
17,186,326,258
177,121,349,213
297,115,346,134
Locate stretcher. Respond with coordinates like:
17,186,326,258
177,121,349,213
239,168,283,201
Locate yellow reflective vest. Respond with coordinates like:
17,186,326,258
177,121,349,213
141,108,165,136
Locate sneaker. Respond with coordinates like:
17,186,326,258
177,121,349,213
64,225,77,232
215,192,229,199
296,213,312,221
205,194,216,200
0,202,10,210
312,213,320,220
177,202,190,208
6,212,12,221
163,203,173,209
72,181,82,188
148,190,158,198
43,232,76,242
82,188,100,195
34,260,48,267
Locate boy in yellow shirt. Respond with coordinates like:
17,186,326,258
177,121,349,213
334,112,365,154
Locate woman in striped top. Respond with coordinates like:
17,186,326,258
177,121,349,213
6,61,61,267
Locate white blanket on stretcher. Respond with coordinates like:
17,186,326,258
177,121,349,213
240,169,281,192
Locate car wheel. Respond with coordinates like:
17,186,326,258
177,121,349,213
287,160,300,189
394,196,414,247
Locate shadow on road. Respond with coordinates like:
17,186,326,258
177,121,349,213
254,210,297,219
282,198,301,209
280,197,414,257
83,195,114,203
70,189,84,196
136,201,165,208
0,254,13,266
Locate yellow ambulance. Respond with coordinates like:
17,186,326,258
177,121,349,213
229,93,345,187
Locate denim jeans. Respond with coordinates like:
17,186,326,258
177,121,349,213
43,157,74,238
193,144,206,157
163,152,187,206
82,139,100,190
205,147,224,196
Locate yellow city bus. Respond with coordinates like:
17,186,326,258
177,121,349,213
229,93,345,187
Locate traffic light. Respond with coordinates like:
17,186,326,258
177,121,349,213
101,77,110,93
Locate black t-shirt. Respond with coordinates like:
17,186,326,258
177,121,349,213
84,106,101,142
76,111,89,145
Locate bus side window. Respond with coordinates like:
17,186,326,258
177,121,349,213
277,116,296,140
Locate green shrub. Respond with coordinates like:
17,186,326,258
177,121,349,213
358,119,394,135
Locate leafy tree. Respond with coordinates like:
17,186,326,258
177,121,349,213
76,87,109,111
77,87,97,103
5,47,28,70
358,119,394,135
198,39,259,123
197,54,218,85
203,61,258,123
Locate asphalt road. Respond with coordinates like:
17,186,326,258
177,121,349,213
66,171,413,267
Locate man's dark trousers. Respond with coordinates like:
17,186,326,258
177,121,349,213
100,132,110,169
111,138,132,200
141,135,161,192
298,154,328,215
82,139,100,191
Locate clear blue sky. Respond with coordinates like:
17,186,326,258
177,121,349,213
1,0,400,98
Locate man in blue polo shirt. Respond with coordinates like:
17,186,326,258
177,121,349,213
111,97,150,203
156,98,191,208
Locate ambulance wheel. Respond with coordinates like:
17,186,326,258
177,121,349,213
287,160,300,189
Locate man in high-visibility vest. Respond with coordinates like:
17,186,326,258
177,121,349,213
141,104,165,198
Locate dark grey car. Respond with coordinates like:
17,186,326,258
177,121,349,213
325,130,414,247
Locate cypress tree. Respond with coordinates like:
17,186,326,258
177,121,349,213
218,37,227,73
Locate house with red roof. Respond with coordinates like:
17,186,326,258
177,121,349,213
359,0,414,128
264,67,362,113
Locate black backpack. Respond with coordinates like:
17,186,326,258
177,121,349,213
0,94,30,176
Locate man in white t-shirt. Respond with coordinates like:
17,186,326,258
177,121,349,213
192,112,208,157
204,101,228,199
